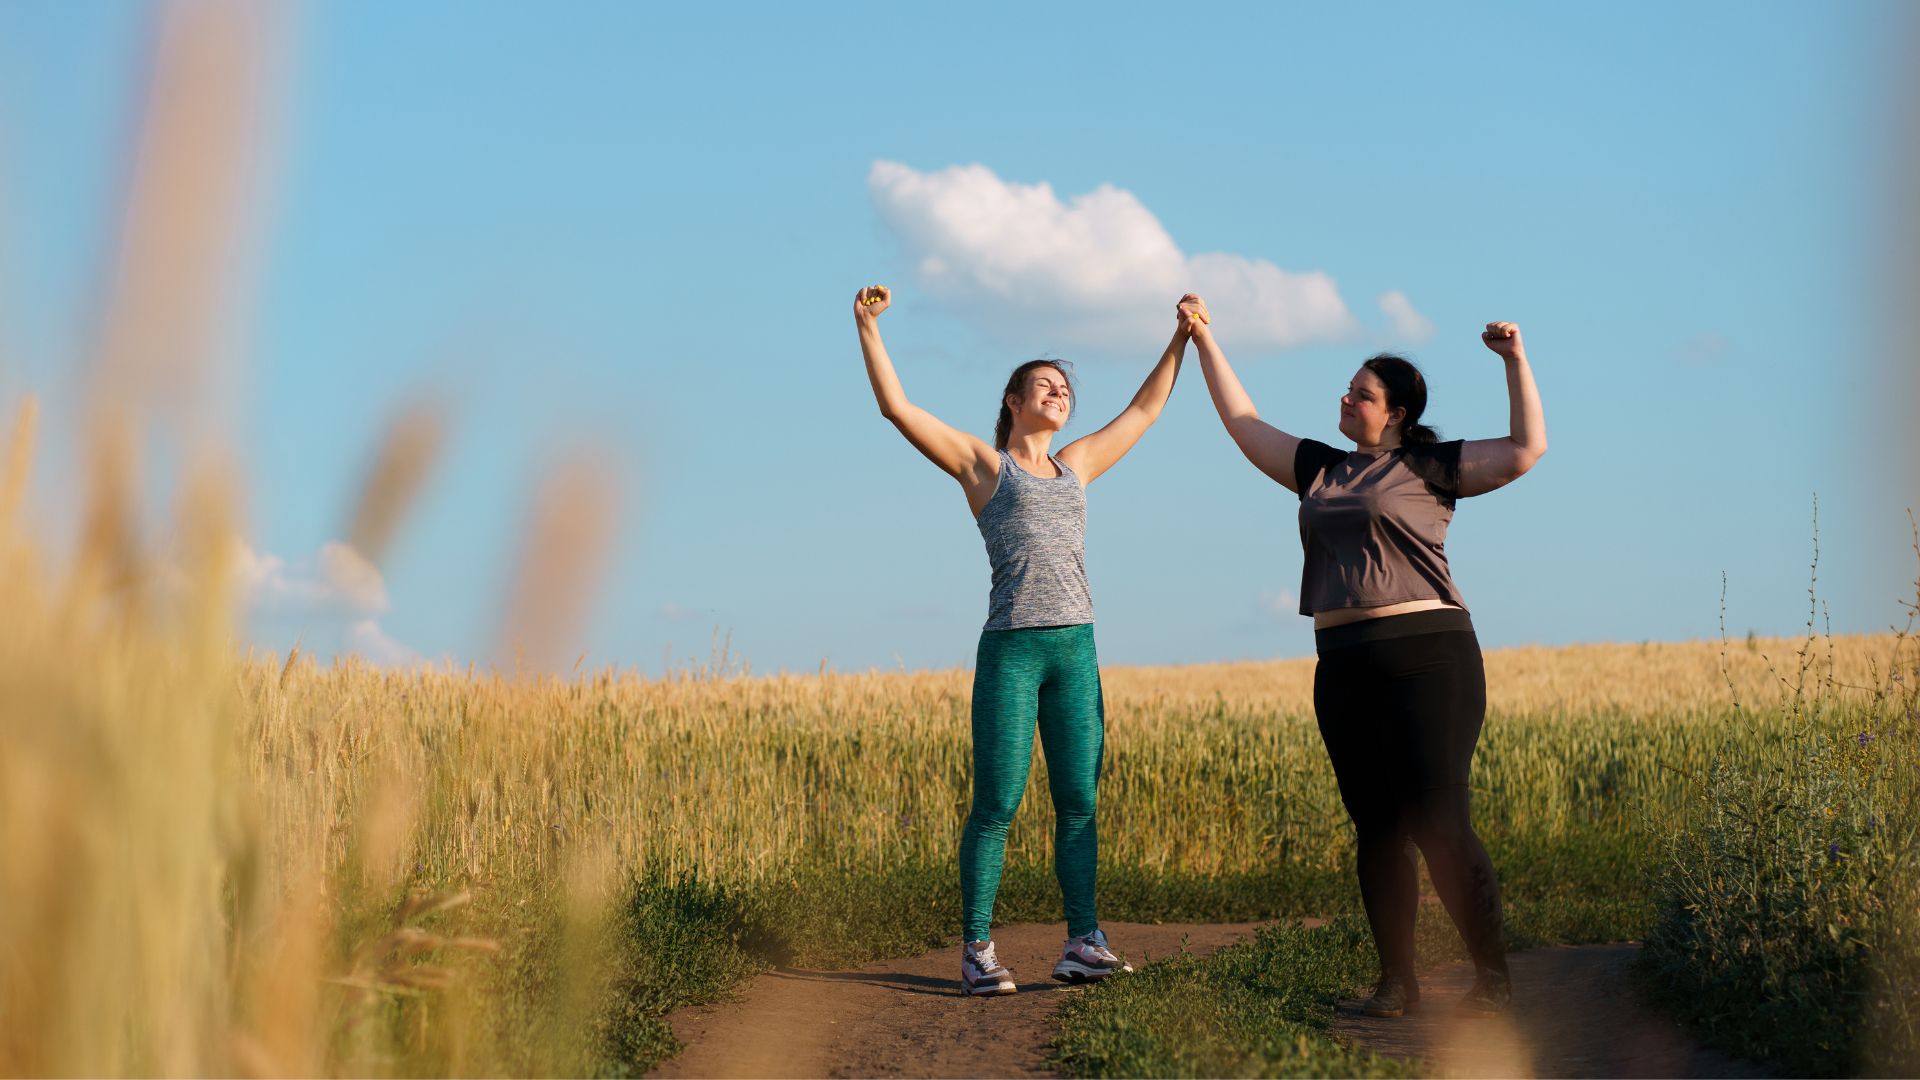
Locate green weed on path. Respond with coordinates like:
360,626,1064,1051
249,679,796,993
1051,917,1427,1079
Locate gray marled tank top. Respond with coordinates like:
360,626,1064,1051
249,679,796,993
976,449,1094,631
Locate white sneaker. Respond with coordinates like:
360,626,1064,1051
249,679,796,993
1052,928,1133,983
961,939,1017,996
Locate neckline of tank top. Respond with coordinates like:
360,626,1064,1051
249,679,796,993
1001,449,1072,481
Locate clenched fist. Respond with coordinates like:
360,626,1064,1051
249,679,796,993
856,284,892,321
1481,321,1525,361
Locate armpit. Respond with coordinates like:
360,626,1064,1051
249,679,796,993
1399,440,1463,507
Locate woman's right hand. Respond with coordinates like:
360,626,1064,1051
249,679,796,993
1177,293,1210,333
855,284,891,322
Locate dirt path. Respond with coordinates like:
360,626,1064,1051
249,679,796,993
650,920,1271,1079
656,932,1763,1079
1331,944,1768,1078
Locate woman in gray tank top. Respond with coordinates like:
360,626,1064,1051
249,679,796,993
853,284,1188,996
1180,293,1548,1019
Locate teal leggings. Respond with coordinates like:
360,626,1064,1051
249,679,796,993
960,623,1105,941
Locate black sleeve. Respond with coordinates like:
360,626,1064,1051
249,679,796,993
1400,439,1464,507
1292,439,1349,500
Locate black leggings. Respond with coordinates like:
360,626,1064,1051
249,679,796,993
1312,609,1506,978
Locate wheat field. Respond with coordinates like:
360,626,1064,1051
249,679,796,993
4,453,1912,1075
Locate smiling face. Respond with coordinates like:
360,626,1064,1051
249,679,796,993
1338,367,1405,446
1008,365,1072,434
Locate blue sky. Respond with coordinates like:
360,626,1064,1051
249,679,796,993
3,2,1916,673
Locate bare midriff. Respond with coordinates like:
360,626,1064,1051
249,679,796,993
1312,597,1463,630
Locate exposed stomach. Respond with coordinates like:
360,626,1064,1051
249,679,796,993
1312,598,1461,630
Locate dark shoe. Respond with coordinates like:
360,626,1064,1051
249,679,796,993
1360,972,1420,1018
1457,967,1511,1016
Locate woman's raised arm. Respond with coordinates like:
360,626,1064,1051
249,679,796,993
1057,318,1189,486
1456,321,1547,497
1185,294,1307,493
855,285,999,501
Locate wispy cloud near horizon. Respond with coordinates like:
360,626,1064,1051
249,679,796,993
239,540,419,666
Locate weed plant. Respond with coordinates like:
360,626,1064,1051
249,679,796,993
1638,520,1920,1076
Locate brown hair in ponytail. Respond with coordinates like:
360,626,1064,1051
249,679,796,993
994,359,1075,449
1361,353,1438,446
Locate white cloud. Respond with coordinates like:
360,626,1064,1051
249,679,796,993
347,617,420,667
240,540,387,617
238,540,417,667
868,161,1375,353
1377,290,1434,343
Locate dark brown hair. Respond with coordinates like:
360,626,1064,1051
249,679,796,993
1360,353,1437,446
994,359,1075,449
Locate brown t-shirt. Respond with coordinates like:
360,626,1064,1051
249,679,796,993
1292,438,1469,616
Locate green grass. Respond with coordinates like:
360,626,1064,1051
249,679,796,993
590,876,767,1075
1052,918,1426,1079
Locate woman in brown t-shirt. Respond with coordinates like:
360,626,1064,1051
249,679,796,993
1178,294,1547,1018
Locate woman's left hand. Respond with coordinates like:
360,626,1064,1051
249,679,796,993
1481,321,1525,360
